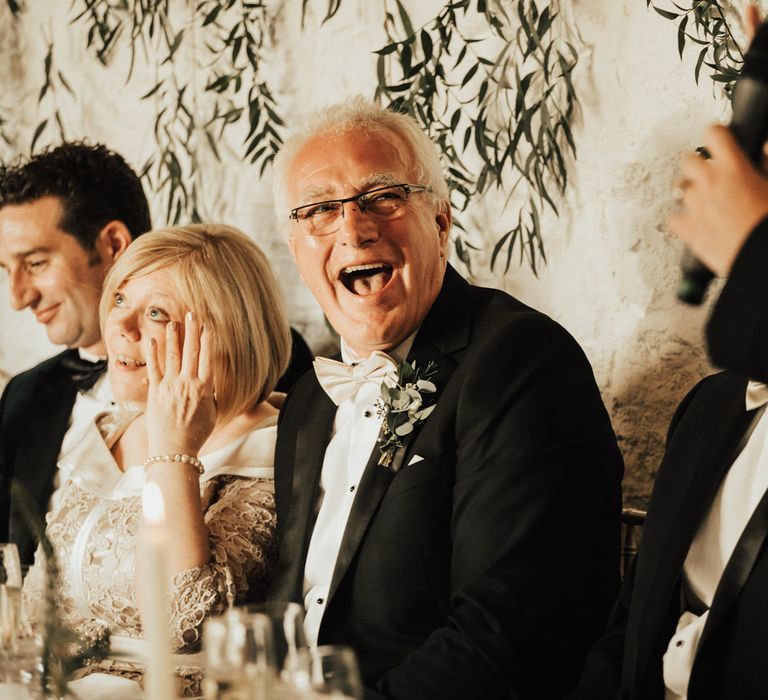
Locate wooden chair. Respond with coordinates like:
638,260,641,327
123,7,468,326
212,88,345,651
620,507,647,580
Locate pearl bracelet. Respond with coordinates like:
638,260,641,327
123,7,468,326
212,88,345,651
143,453,205,475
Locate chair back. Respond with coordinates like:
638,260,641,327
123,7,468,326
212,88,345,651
620,507,646,580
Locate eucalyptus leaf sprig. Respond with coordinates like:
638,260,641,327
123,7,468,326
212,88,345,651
647,0,745,98
375,360,438,468
373,0,579,275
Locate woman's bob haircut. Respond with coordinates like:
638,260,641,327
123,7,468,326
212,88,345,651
100,223,291,423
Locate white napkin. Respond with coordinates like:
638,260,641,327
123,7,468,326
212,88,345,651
68,673,143,700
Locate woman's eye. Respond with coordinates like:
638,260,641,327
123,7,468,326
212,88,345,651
113,292,126,307
147,307,170,322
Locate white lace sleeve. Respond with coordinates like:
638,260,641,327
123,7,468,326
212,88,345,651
167,476,277,652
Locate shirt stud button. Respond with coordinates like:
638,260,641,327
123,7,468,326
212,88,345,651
364,410,372,417
350,485,355,493
675,640,684,647
317,598,324,605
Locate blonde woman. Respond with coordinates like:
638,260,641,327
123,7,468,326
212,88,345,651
22,223,291,696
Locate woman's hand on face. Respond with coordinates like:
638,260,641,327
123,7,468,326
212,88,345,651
144,311,216,457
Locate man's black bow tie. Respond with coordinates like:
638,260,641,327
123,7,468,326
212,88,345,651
60,350,108,392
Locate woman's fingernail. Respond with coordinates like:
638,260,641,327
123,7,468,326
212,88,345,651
169,321,177,332
187,311,195,322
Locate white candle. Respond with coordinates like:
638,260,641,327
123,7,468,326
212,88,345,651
140,482,175,700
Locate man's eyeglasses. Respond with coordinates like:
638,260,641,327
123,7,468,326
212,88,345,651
289,183,431,236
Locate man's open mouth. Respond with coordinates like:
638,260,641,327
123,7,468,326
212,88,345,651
340,263,393,295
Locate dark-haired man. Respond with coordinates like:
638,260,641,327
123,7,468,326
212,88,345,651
0,142,149,564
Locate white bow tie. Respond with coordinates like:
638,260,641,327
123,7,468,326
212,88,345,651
314,351,397,405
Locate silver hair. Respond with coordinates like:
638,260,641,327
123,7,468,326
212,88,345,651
272,96,450,238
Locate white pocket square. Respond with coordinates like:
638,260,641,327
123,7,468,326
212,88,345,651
408,454,425,466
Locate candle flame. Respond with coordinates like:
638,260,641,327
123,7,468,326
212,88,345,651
142,481,166,525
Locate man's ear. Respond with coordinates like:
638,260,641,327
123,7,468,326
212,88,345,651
436,205,452,258
287,233,307,283
95,220,133,264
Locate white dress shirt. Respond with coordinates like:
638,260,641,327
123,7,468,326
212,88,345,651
663,380,768,699
52,349,115,512
302,335,414,646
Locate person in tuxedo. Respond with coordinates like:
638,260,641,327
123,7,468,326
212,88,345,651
570,27,768,695
266,97,624,700
0,142,149,564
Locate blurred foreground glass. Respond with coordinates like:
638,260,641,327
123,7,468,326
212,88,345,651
0,543,22,653
302,646,363,700
242,602,308,684
203,609,275,700
0,543,38,691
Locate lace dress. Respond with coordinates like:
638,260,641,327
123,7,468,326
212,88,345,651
22,408,279,697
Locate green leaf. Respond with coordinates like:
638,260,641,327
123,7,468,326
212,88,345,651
202,5,221,26
420,29,433,62
652,7,680,20
460,63,478,88
677,14,688,59
205,129,221,161
141,80,163,100
375,42,399,56
394,0,416,38
694,46,707,84
57,71,75,97
323,0,343,24
30,119,47,153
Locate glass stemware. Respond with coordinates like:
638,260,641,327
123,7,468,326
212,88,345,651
240,602,308,685
203,608,275,700
302,645,363,700
0,543,23,654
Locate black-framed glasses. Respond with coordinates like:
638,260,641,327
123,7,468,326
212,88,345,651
289,183,431,236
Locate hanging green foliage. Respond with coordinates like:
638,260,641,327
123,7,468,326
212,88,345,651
1,0,579,274
371,0,578,274
647,0,746,98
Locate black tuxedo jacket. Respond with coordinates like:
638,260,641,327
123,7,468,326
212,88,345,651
0,349,78,565
571,370,768,699
269,266,623,700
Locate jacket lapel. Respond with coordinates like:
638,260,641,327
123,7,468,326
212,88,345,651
632,382,755,678
698,421,768,648
632,379,756,685
9,352,77,562
326,265,469,603
327,441,397,602
271,385,336,602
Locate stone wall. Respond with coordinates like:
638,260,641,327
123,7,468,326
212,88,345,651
0,0,738,506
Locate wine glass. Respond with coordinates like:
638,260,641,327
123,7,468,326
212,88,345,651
240,602,308,685
304,646,363,700
0,543,22,652
203,608,275,700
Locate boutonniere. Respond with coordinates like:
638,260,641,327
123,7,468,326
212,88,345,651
375,360,438,468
